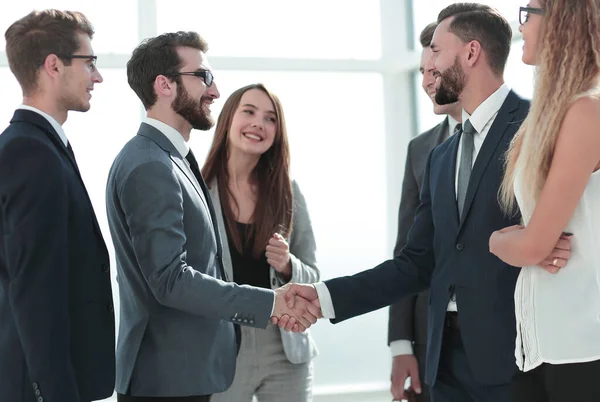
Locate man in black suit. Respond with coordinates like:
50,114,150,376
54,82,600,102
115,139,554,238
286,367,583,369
387,22,462,402
0,10,115,402
277,4,555,401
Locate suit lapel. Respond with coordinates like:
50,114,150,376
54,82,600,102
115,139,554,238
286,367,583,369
10,110,106,242
433,117,450,146
458,91,521,229
136,123,211,214
445,133,462,228
208,182,233,282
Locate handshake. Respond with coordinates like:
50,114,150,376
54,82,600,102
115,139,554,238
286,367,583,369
271,283,323,332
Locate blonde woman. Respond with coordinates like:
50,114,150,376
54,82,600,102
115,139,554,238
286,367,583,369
489,1,600,401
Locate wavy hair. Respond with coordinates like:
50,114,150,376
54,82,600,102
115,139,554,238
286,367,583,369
500,0,600,214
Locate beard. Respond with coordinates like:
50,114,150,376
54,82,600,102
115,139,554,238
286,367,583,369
435,56,466,105
172,84,214,130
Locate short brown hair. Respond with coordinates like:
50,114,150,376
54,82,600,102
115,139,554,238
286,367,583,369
438,3,512,76
5,9,94,95
420,22,438,48
127,31,208,110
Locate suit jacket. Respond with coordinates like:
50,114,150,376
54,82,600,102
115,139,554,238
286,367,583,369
325,91,528,387
208,180,319,364
106,123,274,397
0,109,115,402
388,118,451,349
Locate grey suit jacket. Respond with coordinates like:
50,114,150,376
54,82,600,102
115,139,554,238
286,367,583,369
106,123,274,397
208,180,319,364
388,118,451,348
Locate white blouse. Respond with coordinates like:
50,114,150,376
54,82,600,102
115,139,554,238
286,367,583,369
514,166,600,372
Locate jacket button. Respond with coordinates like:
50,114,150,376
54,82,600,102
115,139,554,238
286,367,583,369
32,382,39,390
107,303,114,313
456,243,464,251
271,278,277,286
34,389,40,396
37,397,43,402
101,264,109,273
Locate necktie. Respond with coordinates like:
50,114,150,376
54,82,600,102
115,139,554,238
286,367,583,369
454,123,462,135
185,149,225,270
457,119,477,217
186,149,241,351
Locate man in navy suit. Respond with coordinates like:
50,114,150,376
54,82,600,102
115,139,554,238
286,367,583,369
277,4,537,401
0,10,115,402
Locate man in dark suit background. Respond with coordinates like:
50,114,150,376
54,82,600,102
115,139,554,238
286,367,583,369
388,22,462,402
0,10,115,402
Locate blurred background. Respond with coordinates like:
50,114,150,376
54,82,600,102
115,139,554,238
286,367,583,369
0,1,534,400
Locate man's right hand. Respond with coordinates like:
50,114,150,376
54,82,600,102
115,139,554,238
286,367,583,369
391,354,422,401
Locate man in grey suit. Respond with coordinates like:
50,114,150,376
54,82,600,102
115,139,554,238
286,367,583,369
106,31,318,402
388,22,462,402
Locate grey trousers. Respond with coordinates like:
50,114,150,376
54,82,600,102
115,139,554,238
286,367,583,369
212,325,313,402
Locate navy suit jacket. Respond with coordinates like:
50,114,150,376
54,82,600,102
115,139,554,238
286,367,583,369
326,91,528,387
0,110,115,402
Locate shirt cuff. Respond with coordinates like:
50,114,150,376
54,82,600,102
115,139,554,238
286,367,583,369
270,292,276,316
390,340,414,357
313,282,336,319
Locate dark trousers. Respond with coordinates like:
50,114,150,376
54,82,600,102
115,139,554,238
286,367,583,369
117,394,210,402
430,313,511,402
510,359,600,402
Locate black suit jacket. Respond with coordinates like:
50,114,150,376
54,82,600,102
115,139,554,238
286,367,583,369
388,118,451,349
0,110,115,402
326,91,528,387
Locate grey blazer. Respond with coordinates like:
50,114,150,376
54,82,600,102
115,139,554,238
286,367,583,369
388,117,451,348
208,180,319,364
106,123,274,397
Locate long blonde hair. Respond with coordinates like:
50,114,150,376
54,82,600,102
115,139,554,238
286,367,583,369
500,0,600,214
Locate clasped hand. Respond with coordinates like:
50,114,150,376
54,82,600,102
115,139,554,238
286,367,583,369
271,283,323,332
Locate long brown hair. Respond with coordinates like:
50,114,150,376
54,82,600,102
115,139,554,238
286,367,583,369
500,0,600,214
202,83,293,258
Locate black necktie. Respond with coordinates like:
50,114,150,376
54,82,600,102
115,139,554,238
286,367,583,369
185,150,225,269
454,123,462,135
457,120,477,218
186,150,241,351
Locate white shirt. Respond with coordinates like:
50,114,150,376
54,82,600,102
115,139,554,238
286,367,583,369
514,163,600,371
18,105,68,147
315,84,512,357
145,117,189,157
447,115,461,140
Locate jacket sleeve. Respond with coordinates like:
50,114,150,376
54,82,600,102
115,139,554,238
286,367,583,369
275,181,320,286
118,160,275,328
325,150,436,323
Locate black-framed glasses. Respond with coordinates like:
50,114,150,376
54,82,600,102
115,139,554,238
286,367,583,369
519,6,545,25
169,70,214,87
56,54,98,69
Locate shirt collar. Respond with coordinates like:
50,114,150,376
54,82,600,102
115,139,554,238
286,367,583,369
447,114,460,135
18,104,68,147
144,117,190,158
461,83,511,133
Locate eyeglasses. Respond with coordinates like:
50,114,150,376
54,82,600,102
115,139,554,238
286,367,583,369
169,70,214,87
56,54,98,69
519,6,545,25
